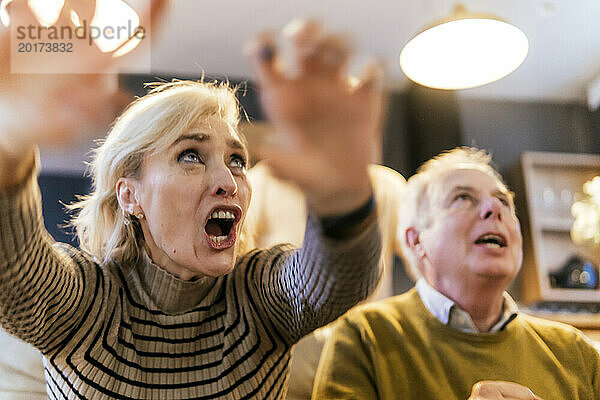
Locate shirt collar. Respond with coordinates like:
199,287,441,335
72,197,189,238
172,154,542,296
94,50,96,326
415,278,519,333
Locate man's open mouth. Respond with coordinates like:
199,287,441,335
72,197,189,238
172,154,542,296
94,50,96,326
204,207,240,249
474,233,507,249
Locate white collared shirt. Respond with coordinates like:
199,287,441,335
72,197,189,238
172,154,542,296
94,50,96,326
415,278,518,333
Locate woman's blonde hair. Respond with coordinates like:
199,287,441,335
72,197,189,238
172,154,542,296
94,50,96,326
398,147,510,280
69,80,242,266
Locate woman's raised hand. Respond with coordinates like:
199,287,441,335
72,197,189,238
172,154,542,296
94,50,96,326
0,0,166,187
0,0,166,149
246,20,384,217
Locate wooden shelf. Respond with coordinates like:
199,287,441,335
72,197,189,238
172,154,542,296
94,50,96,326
538,289,600,303
516,151,600,304
537,217,575,232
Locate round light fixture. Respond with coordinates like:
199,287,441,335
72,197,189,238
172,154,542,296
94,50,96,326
400,5,529,90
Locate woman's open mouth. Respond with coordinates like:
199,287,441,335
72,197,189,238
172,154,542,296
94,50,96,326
204,207,241,249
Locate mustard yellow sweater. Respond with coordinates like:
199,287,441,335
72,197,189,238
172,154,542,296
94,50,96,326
0,173,381,399
314,289,600,400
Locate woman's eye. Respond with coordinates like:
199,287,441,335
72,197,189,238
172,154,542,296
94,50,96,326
229,156,247,170
177,149,202,164
498,197,509,206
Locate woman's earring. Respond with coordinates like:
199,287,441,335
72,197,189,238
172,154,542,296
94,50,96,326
136,213,145,220
122,210,130,226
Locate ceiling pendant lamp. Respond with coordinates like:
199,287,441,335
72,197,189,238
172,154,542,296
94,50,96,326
400,4,529,90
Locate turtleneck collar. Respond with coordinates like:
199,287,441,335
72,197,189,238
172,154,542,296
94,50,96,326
125,250,222,314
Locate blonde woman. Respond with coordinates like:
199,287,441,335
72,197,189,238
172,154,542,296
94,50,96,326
0,14,383,400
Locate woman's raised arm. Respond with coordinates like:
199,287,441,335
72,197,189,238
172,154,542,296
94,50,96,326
0,0,165,188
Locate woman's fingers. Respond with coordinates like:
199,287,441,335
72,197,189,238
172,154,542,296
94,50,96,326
148,0,168,33
245,31,280,86
62,0,96,28
4,0,166,75
283,19,322,48
309,34,351,78
4,0,38,27
283,20,350,79
352,59,384,95
249,20,352,83
0,0,166,155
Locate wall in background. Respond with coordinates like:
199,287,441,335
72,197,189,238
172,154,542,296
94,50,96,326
38,174,91,244
381,86,599,180
591,108,600,151
119,74,264,120
457,98,598,175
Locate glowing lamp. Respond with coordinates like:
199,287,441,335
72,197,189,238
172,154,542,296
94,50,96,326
400,5,529,90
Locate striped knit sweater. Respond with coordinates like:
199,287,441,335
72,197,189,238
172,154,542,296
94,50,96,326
0,173,381,399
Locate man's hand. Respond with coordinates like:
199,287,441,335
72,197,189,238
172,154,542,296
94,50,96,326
468,381,544,400
246,20,384,217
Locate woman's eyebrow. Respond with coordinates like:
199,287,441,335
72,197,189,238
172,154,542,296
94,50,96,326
172,133,209,146
172,134,244,150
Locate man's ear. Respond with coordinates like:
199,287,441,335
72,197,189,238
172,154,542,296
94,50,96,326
116,177,140,216
405,227,426,260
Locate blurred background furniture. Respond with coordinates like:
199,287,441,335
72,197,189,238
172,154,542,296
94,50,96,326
512,151,600,339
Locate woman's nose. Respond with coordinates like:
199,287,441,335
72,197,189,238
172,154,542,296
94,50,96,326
480,197,503,221
211,165,238,197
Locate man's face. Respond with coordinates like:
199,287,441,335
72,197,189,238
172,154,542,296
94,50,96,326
416,168,523,294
